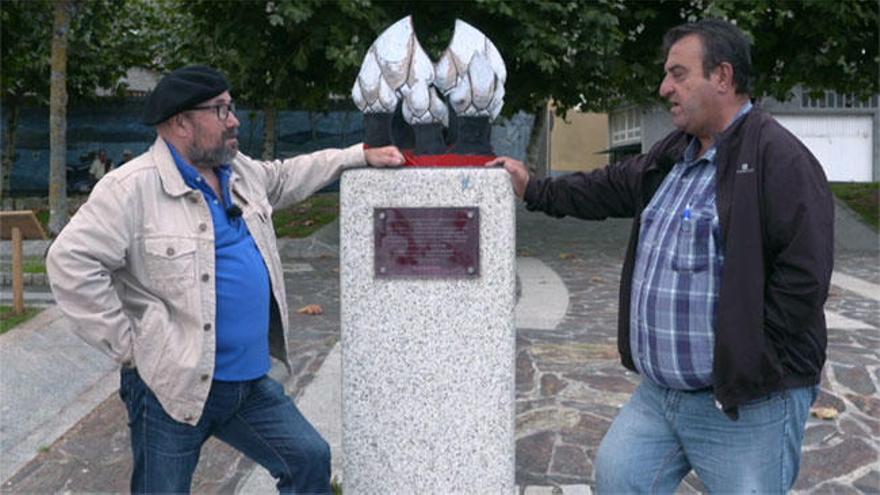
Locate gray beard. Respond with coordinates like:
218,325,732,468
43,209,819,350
188,141,235,167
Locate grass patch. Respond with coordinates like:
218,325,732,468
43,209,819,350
272,193,339,238
831,182,879,230
0,306,41,334
23,257,46,274
34,209,50,229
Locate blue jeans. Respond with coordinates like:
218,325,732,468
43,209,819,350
119,368,331,494
595,379,817,493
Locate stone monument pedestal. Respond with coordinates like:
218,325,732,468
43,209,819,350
340,167,516,493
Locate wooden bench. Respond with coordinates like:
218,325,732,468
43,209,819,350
1,210,48,315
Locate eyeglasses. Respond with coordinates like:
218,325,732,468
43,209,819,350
190,102,236,121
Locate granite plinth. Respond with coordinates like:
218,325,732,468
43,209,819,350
340,168,516,493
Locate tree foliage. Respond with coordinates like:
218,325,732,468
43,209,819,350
0,0,162,201
179,0,872,115
1,0,877,198
377,0,879,114
607,0,879,109
156,0,388,156
164,0,385,110
1,0,159,105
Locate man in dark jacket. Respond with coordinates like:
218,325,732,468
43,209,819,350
488,18,832,492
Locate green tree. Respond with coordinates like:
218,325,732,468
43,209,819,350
607,0,879,108
376,0,877,172
165,0,386,158
0,0,53,203
1,0,160,219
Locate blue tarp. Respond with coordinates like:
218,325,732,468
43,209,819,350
2,99,531,194
3,98,365,194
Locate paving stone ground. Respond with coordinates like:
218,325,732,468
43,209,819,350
3,204,879,494
513,210,880,494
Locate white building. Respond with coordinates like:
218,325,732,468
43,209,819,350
610,88,879,182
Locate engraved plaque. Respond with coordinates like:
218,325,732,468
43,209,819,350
374,207,479,278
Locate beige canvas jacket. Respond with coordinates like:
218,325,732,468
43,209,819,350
47,136,366,424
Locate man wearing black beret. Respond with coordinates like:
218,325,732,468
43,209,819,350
47,65,404,494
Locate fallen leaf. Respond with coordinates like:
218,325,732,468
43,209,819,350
811,406,839,420
591,276,605,283
296,304,324,315
303,219,315,226
559,253,577,260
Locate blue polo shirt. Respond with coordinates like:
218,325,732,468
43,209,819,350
168,144,271,381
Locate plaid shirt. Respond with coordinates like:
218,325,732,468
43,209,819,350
630,103,751,390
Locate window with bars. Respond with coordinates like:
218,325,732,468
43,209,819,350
801,90,878,109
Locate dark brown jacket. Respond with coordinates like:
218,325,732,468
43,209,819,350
524,107,833,418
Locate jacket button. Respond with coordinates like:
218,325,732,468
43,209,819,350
201,374,210,382
166,247,175,256
184,414,194,421
201,274,210,282
199,223,208,232
189,196,198,204
203,323,212,331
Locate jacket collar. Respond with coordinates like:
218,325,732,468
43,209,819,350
150,135,193,198
714,101,762,150
646,102,762,174
646,131,689,174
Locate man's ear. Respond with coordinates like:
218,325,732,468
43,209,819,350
170,113,193,137
714,62,735,93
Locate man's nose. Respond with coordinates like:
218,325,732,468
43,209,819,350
658,75,672,98
227,110,241,128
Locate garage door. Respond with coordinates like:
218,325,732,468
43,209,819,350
775,115,873,182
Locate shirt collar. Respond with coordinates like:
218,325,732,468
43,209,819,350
166,142,232,190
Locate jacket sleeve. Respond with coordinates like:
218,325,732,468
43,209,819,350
522,154,646,220
760,124,834,370
243,144,366,209
46,176,133,363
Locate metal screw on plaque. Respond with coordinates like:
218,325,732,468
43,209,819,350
379,266,387,274
378,212,386,220
467,266,475,274
467,210,474,219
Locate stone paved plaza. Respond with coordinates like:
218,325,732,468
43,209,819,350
2,202,878,494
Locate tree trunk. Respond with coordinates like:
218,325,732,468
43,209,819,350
261,104,277,160
1,97,21,204
48,0,71,235
524,101,551,179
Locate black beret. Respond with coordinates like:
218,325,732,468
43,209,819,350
142,65,230,125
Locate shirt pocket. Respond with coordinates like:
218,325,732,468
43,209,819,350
143,237,197,291
672,212,713,273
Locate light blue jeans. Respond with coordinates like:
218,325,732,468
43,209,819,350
595,379,817,493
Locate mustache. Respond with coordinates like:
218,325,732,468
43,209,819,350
223,130,238,140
